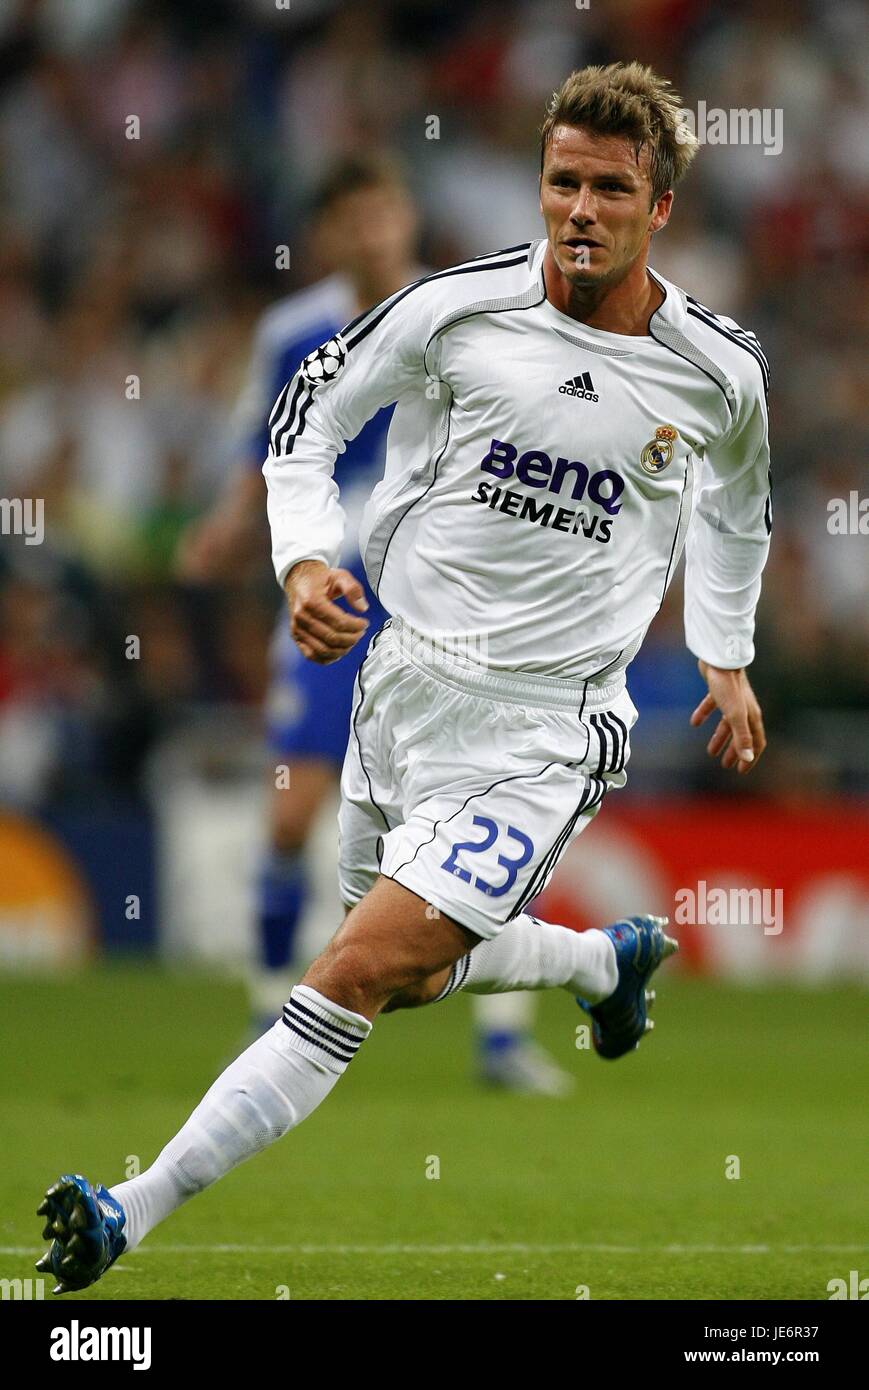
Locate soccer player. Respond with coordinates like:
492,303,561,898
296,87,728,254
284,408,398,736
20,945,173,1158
38,62,770,1294
177,153,572,1095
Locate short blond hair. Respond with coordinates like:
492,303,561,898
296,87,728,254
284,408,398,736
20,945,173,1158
540,62,698,205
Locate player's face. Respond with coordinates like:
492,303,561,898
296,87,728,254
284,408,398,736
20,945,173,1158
539,125,672,289
318,184,418,280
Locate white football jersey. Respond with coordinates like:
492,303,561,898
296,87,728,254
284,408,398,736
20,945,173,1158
264,238,771,686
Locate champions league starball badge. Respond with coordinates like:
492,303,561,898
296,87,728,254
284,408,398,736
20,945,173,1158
301,334,347,386
640,424,679,474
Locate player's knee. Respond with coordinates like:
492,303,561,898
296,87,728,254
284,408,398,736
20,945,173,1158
308,933,434,1016
306,942,392,1015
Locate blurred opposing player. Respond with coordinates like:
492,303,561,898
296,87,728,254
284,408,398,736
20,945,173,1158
40,63,771,1294
177,154,572,1096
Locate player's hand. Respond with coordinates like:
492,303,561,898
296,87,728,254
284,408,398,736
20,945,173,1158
285,559,369,664
690,660,766,775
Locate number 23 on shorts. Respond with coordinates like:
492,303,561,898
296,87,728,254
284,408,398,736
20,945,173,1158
440,815,534,899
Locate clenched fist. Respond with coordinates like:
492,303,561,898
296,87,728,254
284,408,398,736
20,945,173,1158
284,559,370,664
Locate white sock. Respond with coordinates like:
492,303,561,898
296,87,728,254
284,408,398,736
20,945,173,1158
110,986,371,1251
437,914,617,1005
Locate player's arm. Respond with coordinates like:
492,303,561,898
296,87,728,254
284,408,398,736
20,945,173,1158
175,468,265,581
176,308,284,582
264,284,432,664
685,362,772,774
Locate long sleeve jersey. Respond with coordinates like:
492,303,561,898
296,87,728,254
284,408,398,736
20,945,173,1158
264,238,771,685
229,273,392,564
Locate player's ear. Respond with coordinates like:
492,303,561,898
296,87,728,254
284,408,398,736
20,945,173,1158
650,189,673,234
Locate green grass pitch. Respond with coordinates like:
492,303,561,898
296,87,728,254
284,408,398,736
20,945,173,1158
1,966,866,1300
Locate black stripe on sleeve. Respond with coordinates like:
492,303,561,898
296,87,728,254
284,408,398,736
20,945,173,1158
686,305,769,396
344,251,532,352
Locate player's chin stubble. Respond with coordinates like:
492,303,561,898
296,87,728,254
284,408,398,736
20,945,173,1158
558,249,615,295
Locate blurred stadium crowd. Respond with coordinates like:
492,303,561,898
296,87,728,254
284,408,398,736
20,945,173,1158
1,0,867,814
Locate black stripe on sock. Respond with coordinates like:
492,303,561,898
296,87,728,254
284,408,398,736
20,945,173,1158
288,996,364,1046
452,954,471,995
434,961,459,1002
282,1007,359,1060
281,1017,357,1064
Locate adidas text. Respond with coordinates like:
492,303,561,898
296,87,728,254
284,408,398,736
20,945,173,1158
559,373,599,402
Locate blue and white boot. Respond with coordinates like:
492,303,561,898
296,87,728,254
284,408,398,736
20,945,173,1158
577,914,678,1060
36,1174,127,1294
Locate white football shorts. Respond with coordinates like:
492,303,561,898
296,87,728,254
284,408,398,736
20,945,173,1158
337,616,638,940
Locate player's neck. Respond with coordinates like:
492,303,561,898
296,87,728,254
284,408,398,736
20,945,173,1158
542,246,664,336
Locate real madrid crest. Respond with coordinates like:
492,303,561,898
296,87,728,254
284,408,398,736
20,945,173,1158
640,424,678,475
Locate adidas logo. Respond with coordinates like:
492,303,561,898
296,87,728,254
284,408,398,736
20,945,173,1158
558,371,599,402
